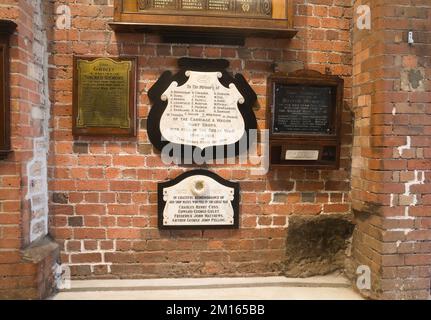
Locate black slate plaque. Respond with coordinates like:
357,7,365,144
273,84,333,134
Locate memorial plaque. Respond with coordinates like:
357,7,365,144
268,70,344,169
158,170,239,229
159,70,245,149
115,1,296,46
137,0,271,16
181,0,205,10
139,0,177,10
0,20,16,160
147,58,257,160
208,0,233,12
73,57,137,137
273,85,333,134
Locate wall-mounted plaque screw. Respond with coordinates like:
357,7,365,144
408,31,414,45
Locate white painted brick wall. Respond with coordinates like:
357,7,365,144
25,0,51,243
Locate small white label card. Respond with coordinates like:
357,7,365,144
285,150,319,161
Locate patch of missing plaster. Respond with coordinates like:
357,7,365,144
401,68,425,91
284,214,355,277
408,69,423,89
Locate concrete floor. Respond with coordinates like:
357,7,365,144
51,274,364,300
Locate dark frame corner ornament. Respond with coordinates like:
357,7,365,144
147,58,257,163
158,169,240,230
0,20,17,160
72,56,138,137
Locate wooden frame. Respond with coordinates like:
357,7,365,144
110,0,297,44
72,56,138,137
267,70,344,169
0,20,17,160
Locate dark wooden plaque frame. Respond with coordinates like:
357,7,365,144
110,0,297,45
135,0,272,17
72,56,138,137
158,169,240,230
0,20,17,160
147,58,257,163
267,70,344,169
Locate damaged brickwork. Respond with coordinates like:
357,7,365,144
351,0,431,300
284,214,354,277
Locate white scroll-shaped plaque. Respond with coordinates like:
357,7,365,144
162,175,235,226
159,71,245,150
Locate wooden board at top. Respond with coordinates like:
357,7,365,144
125,0,273,17
114,0,296,45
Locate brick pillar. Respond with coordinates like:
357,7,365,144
351,0,431,299
0,0,58,299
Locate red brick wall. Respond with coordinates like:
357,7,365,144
0,1,23,266
351,0,431,299
48,0,354,278
0,0,58,299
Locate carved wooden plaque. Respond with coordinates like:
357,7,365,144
73,57,137,137
112,1,296,45
137,0,272,17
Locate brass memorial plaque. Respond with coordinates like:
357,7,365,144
137,0,271,16
73,57,137,136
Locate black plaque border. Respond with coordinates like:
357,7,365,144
147,58,257,163
158,169,240,230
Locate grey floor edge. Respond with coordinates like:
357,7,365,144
51,274,364,300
